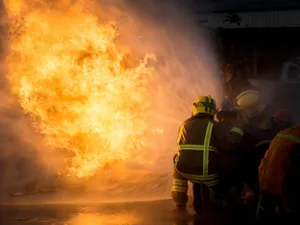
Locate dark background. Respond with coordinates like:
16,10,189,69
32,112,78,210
192,0,300,79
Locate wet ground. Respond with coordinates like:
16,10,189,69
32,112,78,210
0,198,249,225
0,199,193,225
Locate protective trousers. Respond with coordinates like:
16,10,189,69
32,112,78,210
171,154,218,213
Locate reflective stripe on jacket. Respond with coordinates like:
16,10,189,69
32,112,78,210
175,114,244,186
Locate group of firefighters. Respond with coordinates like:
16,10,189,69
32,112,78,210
171,63,300,224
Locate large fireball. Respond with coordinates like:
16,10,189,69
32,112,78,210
4,0,156,178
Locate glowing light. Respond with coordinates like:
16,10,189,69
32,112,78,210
4,0,156,178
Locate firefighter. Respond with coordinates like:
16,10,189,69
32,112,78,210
234,90,266,180
231,89,270,214
246,108,292,189
216,100,245,198
254,109,293,168
234,93,293,218
224,62,257,104
258,125,300,224
241,110,293,218
234,89,266,120
171,95,245,214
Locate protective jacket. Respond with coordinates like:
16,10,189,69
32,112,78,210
259,125,300,198
175,113,244,182
240,114,289,202
171,113,244,206
236,123,261,193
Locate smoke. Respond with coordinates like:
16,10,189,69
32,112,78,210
251,79,300,124
0,30,59,200
0,1,70,198
0,0,222,202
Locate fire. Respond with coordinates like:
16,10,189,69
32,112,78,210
4,0,156,178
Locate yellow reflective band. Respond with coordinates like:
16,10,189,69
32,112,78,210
178,144,204,150
276,133,300,143
209,188,216,201
231,127,244,136
176,123,186,144
187,177,218,186
203,122,214,175
181,172,218,180
173,181,187,186
173,178,187,183
173,184,188,188
209,147,217,152
171,186,188,193
174,155,179,166
174,167,218,185
173,179,188,187
203,179,219,187
180,172,218,182
255,140,271,148
177,144,217,152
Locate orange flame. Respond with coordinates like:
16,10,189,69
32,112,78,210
4,0,156,178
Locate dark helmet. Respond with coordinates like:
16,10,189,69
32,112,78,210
216,99,237,122
218,99,235,112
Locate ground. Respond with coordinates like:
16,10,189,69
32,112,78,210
0,198,257,225
0,200,184,225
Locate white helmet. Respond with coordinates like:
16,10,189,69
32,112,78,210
235,90,266,118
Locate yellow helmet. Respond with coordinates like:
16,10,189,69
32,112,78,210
235,90,266,118
192,95,217,117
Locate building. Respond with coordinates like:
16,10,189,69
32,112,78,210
194,0,300,79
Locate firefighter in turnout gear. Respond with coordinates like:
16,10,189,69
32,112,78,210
216,99,245,198
258,125,300,224
253,109,292,177
171,95,245,213
233,90,268,195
